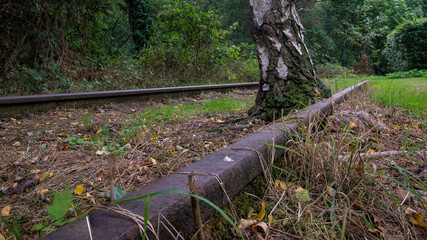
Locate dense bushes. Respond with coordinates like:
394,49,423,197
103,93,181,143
380,18,427,73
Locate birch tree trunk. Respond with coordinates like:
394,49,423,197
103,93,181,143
249,0,331,120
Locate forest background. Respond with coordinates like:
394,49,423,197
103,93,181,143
0,0,426,96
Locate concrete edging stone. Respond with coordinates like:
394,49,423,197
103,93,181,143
40,81,368,240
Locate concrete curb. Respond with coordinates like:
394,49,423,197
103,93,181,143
40,81,368,240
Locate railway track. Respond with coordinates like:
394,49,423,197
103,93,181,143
0,82,259,116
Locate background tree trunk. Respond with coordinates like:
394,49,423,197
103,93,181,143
249,0,331,121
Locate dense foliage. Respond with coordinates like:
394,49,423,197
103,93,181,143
0,0,425,96
380,18,427,73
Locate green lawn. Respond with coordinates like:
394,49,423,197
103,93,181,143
324,76,427,117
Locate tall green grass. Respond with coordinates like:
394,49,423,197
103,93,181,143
324,75,426,117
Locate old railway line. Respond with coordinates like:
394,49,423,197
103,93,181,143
0,82,259,116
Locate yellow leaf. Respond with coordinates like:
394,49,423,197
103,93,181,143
409,212,427,229
414,124,420,130
0,232,6,240
255,202,266,221
96,129,103,135
169,146,176,154
368,137,379,143
74,185,84,195
349,122,358,129
268,215,274,223
391,124,399,129
39,172,50,183
149,157,157,165
17,121,21,125
367,149,376,154
216,119,225,123
150,137,157,143
1,205,11,217
274,180,288,191
36,187,49,197
48,172,54,178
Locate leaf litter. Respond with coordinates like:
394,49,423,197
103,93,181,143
237,87,426,240
0,89,266,239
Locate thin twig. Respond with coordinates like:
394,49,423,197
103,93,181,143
339,150,426,162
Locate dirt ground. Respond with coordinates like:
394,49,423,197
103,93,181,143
0,86,426,239
0,89,266,239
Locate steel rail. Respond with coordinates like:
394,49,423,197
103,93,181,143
0,82,259,116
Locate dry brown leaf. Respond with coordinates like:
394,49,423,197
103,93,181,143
0,233,5,240
1,205,11,217
252,221,268,233
12,141,21,147
238,219,257,231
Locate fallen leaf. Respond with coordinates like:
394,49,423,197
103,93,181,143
252,221,268,233
367,149,376,153
74,185,84,195
17,121,21,125
1,205,11,217
169,146,176,154
216,119,225,123
62,142,69,150
408,211,427,229
0,232,6,240
37,187,50,198
224,156,234,162
149,157,157,165
268,215,274,223
294,187,311,202
12,141,21,147
96,149,108,155
238,219,257,231
39,172,51,183
326,186,336,197
255,202,266,221
274,180,288,191
96,129,103,135
349,122,358,129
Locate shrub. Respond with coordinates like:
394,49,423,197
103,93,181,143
316,63,356,79
386,69,427,79
380,18,427,74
